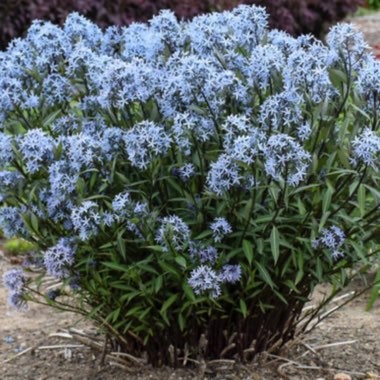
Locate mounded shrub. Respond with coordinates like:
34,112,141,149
0,0,363,49
2,6,380,366
246,0,364,36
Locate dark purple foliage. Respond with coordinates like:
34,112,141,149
249,0,364,37
0,0,363,49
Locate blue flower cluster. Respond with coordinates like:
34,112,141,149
351,128,380,169
0,5,377,307
210,218,233,243
313,226,346,259
2,269,27,310
188,263,241,298
44,238,77,279
155,215,191,252
0,206,29,238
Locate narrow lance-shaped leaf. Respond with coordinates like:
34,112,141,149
270,226,280,264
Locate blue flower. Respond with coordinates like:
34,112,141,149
18,129,54,174
150,10,182,48
71,201,101,240
0,206,29,238
7,292,28,310
124,121,171,170
351,128,380,169
44,238,76,279
112,192,131,217
175,164,196,182
62,133,103,171
63,12,103,49
188,265,221,298
357,56,380,100
207,154,241,196
327,23,368,67
0,171,23,195
245,45,285,90
210,217,232,243
189,242,219,264
261,134,311,186
313,226,346,259
155,215,190,252
0,132,14,166
219,265,242,283
121,23,165,63
3,269,26,292
42,74,74,106
3,269,28,310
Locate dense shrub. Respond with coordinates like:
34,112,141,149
249,0,364,36
367,0,380,9
0,0,363,49
2,6,380,366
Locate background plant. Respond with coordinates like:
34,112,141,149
0,0,363,49
1,6,380,366
3,238,37,256
366,0,380,10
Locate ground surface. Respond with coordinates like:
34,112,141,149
1,251,380,380
2,13,380,380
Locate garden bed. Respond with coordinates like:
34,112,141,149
1,254,379,380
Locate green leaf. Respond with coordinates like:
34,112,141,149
242,199,253,221
270,226,280,264
295,270,304,285
160,294,178,325
175,256,187,268
358,184,366,217
350,241,367,262
273,289,288,305
102,261,129,272
43,109,61,127
257,238,264,255
255,262,275,289
146,245,164,253
239,299,248,318
319,211,331,230
322,187,332,215
243,239,254,265
178,313,186,331
183,283,196,302
159,261,181,279
30,213,39,233
154,275,163,293
193,230,212,240
117,234,127,261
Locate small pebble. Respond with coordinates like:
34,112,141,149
334,373,352,380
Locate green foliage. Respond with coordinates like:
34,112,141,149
367,0,380,9
3,238,37,256
1,8,380,366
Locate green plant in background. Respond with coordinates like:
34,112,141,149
1,6,380,366
3,238,36,256
367,0,380,9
